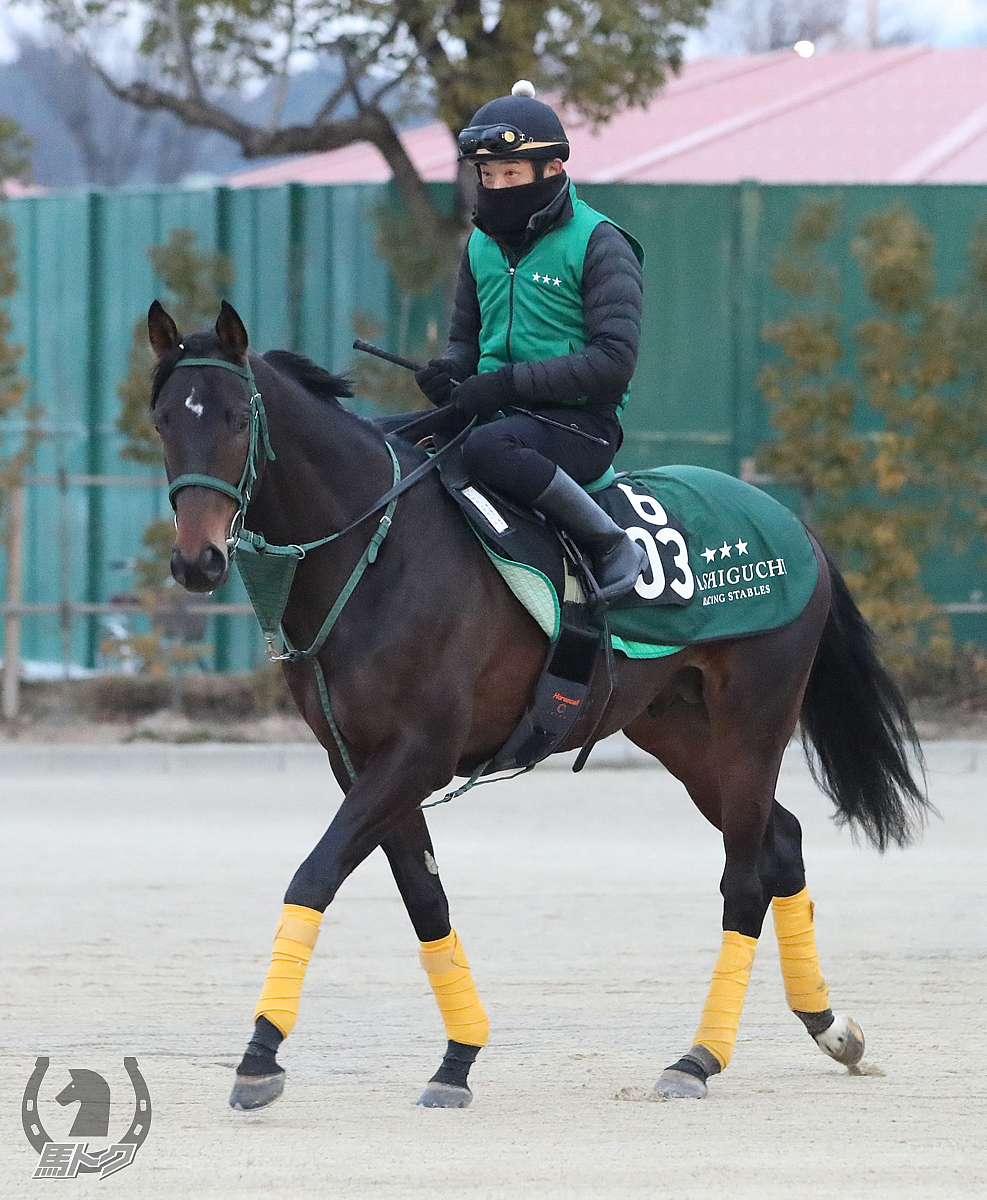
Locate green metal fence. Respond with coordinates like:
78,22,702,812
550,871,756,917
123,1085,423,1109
3,179,987,670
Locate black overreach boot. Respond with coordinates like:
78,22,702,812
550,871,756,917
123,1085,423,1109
534,467,648,601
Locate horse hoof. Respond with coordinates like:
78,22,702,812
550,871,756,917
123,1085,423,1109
416,1082,472,1109
814,1014,865,1067
652,1069,708,1100
229,1070,285,1110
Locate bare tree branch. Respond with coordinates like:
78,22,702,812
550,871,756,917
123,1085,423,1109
267,0,299,129
339,39,368,110
367,60,417,108
166,0,204,103
90,55,443,240
313,74,354,125
312,18,402,125
396,0,448,73
88,57,256,146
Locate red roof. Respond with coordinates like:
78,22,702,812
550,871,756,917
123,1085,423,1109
227,45,987,188
0,180,47,197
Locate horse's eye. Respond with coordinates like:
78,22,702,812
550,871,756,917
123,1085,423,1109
234,411,250,433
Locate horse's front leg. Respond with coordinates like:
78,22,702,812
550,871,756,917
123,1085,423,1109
381,811,488,1109
229,734,461,1111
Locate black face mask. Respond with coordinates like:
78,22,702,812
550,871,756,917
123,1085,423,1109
473,170,568,237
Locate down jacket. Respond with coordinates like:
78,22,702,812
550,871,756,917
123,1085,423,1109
443,184,644,412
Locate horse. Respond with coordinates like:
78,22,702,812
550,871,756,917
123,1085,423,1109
147,299,927,1111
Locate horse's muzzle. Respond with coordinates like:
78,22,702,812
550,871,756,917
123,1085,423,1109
171,544,229,592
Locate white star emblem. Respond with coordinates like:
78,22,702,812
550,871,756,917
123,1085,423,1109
702,547,717,564
719,542,732,559
553,277,561,286
735,539,749,556
532,272,542,283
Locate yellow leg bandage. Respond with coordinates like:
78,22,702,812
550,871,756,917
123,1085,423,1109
254,904,323,1038
419,930,489,1047
772,887,830,1013
692,930,758,1071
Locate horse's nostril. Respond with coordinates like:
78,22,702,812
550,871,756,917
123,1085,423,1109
171,545,227,592
170,548,187,586
199,545,227,582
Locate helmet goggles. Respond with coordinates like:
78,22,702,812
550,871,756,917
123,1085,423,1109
457,123,532,157
457,123,566,161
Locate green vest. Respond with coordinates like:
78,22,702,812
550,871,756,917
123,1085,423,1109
467,184,644,410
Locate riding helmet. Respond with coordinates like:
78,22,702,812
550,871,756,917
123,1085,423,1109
457,81,570,163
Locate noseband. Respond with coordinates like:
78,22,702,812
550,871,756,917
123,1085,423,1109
166,356,276,543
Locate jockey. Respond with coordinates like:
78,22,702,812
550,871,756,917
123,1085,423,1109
415,81,648,602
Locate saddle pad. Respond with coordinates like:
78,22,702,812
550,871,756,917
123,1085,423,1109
448,462,819,657
605,465,819,652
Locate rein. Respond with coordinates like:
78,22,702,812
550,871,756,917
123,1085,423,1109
165,353,470,783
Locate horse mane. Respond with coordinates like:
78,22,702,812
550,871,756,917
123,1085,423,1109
263,349,354,402
150,336,354,407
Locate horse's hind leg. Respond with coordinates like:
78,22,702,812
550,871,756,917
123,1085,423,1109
625,696,761,1099
761,804,865,1066
627,624,827,1097
653,735,782,1098
380,811,489,1109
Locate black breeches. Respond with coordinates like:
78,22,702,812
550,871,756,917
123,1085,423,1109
461,407,620,504
374,405,621,505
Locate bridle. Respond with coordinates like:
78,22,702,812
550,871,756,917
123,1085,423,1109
166,356,275,546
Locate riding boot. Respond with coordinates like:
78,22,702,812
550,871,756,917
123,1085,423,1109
533,467,648,602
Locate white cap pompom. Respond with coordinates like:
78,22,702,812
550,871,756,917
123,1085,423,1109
511,79,536,98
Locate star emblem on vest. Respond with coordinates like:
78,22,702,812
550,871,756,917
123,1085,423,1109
719,542,732,559
735,539,749,555
532,273,562,286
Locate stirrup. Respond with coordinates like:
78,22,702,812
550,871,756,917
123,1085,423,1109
593,538,648,602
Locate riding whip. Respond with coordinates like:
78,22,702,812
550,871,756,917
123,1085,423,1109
352,340,609,447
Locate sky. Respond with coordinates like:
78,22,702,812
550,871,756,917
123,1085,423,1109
1,0,986,66
684,0,987,55
879,0,986,43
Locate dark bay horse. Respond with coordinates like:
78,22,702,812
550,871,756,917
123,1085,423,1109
148,300,927,1111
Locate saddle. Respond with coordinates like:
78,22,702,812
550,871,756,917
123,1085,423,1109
429,440,694,779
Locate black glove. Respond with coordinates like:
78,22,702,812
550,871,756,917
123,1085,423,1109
414,358,457,407
449,369,515,421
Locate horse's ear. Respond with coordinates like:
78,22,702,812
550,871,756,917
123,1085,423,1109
147,300,179,358
215,300,248,357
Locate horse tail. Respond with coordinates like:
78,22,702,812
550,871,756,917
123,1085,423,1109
799,548,930,851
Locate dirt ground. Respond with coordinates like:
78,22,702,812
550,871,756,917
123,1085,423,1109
0,741,984,1198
